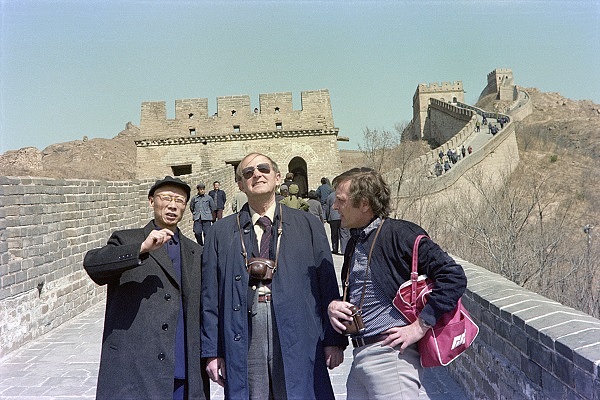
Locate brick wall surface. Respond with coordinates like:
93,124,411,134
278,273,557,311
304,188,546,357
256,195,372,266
424,99,474,145
136,133,343,191
0,170,228,357
0,177,146,355
452,259,600,400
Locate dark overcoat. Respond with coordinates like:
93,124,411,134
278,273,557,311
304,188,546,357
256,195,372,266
201,204,347,400
83,221,210,400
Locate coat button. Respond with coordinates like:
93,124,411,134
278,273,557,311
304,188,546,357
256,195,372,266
158,353,165,361
233,304,240,311
235,275,241,281
162,323,169,331
164,294,171,301
234,334,241,341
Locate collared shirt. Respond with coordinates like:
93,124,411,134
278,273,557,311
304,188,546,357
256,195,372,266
249,202,277,246
248,202,277,295
348,217,407,337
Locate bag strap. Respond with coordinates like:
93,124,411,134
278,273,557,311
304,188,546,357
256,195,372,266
342,218,385,310
410,234,429,305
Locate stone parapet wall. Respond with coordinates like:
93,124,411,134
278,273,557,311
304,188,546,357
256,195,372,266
423,99,474,144
140,89,335,140
453,259,600,400
0,177,146,356
0,170,228,357
507,89,533,122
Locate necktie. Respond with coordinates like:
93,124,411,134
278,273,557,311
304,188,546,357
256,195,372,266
257,216,272,258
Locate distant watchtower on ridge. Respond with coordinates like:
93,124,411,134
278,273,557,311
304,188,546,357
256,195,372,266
479,68,517,101
411,81,465,140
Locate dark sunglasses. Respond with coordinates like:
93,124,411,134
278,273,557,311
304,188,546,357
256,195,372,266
241,163,272,179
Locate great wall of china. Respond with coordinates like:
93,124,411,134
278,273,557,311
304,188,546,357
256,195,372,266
1,69,598,399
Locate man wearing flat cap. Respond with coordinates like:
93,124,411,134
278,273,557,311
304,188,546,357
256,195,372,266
84,176,210,400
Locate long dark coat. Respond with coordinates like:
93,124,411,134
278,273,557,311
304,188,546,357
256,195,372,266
83,221,209,400
201,204,347,400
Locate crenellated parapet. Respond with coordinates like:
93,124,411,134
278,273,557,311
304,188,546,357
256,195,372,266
429,98,474,120
140,89,335,140
415,81,464,95
136,89,341,186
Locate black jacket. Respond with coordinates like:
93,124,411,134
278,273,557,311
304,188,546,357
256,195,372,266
84,221,209,400
341,218,467,327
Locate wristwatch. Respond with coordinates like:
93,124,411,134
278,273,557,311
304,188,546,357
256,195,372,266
419,317,432,329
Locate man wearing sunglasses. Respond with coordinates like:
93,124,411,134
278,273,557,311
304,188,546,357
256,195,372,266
84,176,210,400
201,153,347,400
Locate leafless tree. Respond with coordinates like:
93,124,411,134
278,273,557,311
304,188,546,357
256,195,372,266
420,166,600,318
356,123,599,318
358,125,402,173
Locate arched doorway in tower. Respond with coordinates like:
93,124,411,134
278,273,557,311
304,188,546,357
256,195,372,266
287,157,308,198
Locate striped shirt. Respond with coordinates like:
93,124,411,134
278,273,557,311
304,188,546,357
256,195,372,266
348,217,408,338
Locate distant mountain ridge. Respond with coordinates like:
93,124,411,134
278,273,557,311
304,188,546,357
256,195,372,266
0,89,599,181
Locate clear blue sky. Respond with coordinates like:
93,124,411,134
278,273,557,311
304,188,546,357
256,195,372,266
1,0,599,154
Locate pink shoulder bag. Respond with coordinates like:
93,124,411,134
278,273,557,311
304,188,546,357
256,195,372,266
392,234,479,367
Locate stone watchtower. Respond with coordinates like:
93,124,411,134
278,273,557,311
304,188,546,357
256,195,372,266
479,68,517,101
135,89,343,195
411,81,465,140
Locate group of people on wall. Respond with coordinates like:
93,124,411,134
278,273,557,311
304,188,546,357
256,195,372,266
83,152,467,400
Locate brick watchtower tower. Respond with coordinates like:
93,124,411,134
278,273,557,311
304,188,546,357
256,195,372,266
411,81,465,140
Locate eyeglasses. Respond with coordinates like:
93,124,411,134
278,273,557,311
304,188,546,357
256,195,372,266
241,163,271,180
155,194,187,205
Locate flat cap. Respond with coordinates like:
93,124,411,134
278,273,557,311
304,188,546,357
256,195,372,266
148,176,191,200
196,182,206,189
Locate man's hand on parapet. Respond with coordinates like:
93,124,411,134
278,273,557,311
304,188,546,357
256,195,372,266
140,229,174,254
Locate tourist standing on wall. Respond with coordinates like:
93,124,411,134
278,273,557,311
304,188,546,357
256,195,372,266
231,186,248,213
276,184,288,203
307,189,324,222
325,190,350,255
316,177,333,207
190,182,216,245
283,172,294,188
83,176,210,400
279,183,309,211
327,167,466,399
201,152,346,400
316,177,333,220
209,180,226,221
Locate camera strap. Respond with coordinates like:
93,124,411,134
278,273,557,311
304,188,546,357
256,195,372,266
237,203,284,272
342,218,385,312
